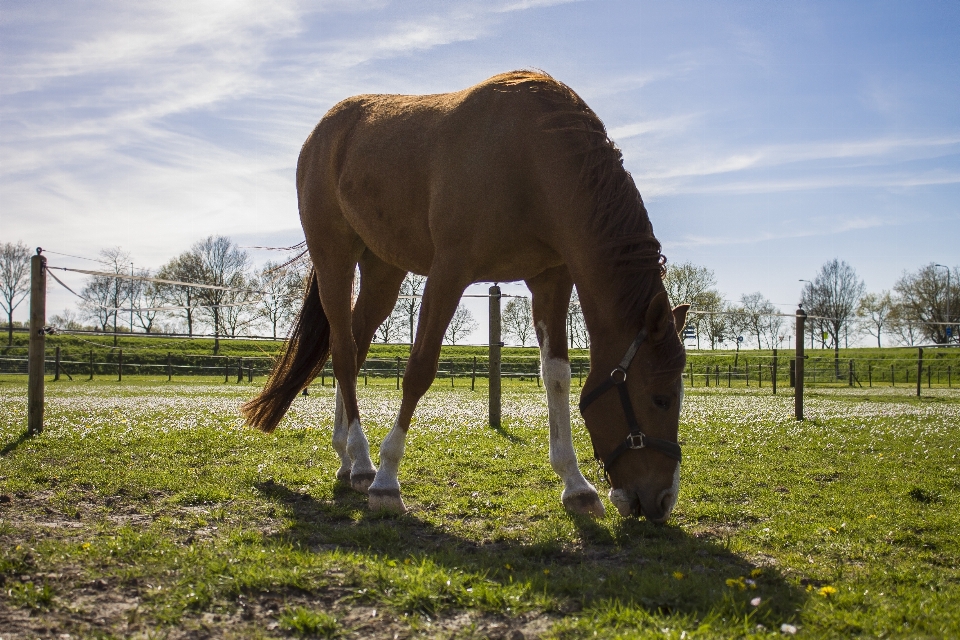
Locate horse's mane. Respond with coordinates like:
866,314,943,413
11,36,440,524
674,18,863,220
494,70,668,327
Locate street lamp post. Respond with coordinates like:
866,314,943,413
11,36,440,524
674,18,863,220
935,264,951,343
799,280,814,349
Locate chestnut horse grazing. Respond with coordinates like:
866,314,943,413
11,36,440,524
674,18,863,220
242,71,689,522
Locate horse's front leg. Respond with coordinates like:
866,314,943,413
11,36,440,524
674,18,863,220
368,269,469,513
528,267,605,518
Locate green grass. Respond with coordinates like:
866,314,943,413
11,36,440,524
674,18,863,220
1,378,958,637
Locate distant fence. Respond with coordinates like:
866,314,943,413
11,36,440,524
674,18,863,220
5,345,956,390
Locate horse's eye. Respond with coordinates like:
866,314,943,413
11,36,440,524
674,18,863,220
653,395,671,411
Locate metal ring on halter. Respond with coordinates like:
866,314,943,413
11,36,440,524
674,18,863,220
610,367,627,384
626,432,646,449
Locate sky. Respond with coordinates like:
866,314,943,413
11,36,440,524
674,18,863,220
2,0,959,344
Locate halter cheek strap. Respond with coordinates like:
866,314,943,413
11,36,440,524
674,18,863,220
578,328,683,481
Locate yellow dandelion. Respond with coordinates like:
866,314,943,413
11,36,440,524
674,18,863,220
750,568,763,578
81,542,91,550
828,527,837,533
673,571,684,580
404,558,411,565
543,569,550,575
726,577,746,590
505,563,512,570
806,584,814,592
819,586,837,597
867,514,877,519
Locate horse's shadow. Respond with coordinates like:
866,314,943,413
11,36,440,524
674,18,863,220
255,479,806,626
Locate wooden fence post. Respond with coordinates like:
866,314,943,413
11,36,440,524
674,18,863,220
891,364,895,387
916,347,922,398
167,352,172,381
795,307,806,421
772,349,778,395
396,356,401,390
118,349,123,382
868,364,872,387
450,360,455,388
472,356,477,391
27,251,47,435
247,364,253,382
689,362,694,387
54,346,61,381
728,364,732,387
224,358,229,383
237,357,243,383
89,349,94,380
489,285,502,428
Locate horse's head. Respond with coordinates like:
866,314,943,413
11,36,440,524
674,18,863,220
580,292,688,523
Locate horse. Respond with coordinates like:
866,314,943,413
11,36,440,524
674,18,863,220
242,70,689,522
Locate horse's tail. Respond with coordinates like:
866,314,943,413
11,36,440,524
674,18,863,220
241,268,329,433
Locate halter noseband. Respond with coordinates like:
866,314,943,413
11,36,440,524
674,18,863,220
577,327,683,481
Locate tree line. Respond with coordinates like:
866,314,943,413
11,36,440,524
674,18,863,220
1,238,956,354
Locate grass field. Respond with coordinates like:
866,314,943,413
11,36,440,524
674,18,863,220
1,376,958,638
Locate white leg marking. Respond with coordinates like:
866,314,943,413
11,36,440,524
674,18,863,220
332,390,351,482
346,417,377,493
540,328,605,517
368,421,408,513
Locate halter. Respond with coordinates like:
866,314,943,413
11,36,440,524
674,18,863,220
577,327,683,481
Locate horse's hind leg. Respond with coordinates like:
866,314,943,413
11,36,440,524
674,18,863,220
527,266,605,518
332,252,407,486
369,262,471,513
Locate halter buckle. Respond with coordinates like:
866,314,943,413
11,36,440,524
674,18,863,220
626,432,646,450
610,367,627,384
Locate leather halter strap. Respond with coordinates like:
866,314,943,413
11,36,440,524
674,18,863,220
578,328,683,480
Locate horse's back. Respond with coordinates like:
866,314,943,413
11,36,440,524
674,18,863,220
299,71,589,279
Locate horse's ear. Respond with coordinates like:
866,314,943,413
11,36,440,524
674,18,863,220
673,304,690,336
646,291,678,342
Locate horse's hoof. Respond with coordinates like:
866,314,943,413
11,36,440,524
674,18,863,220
563,490,606,518
368,488,406,513
335,467,352,484
350,471,376,494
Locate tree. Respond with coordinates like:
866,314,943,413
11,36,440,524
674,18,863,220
567,288,589,349
888,301,921,346
702,296,729,349
127,267,165,334
502,296,534,346
663,261,721,348
156,251,204,337
893,263,959,344
444,304,477,345
801,259,865,378
737,292,779,349
857,291,893,347
396,273,426,344
79,248,132,345
50,308,85,331
373,305,406,343
255,261,303,338
191,236,251,353
0,241,31,346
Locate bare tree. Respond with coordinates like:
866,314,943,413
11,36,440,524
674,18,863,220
191,236,251,353
0,241,31,346
374,305,406,343
79,248,132,345
127,267,166,333
50,308,85,331
567,288,589,349
444,304,478,345
396,273,426,344
893,263,959,344
702,295,729,349
254,261,302,338
801,259,865,377
857,291,893,347
888,301,922,346
737,292,778,349
663,261,722,347
502,296,534,346
157,251,204,337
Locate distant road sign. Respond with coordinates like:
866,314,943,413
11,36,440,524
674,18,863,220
682,325,696,340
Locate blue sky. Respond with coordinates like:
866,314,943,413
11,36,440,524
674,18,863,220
2,0,958,342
